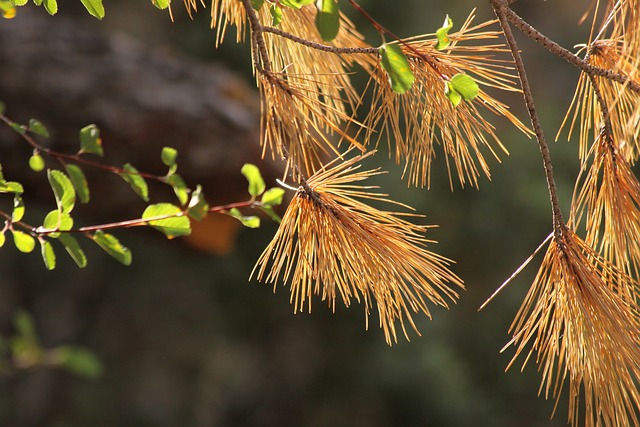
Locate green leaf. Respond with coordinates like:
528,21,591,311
119,163,149,202
435,15,453,51
29,153,45,172
12,0,30,6
380,43,415,94
161,146,178,168
187,185,209,222
0,232,5,248
28,118,49,137
261,187,285,206
241,164,265,197
64,164,90,204
0,100,5,114
39,238,56,270
250,0,264,10
79,124,103,157
12,230,35,253
48,170,76,214
9,122,26,135
0,180,23,194
270,4,283,26
445,82,462,107
280,0,314,8
151,0,170,10
51,346,103,379
80,0,104,19
12,195,24,222
315,0,339,41
42,0,57,15
92,230,132,266
448,73,479,102
142,203,191,239
228,208,260,228
259,205,282,223
59,234,87,268
167,173,189,206
41,210,74,237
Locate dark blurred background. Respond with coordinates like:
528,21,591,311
0,1,592,426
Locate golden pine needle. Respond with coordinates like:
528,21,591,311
570,131,640,292
252,152,463,344
505,227,640,426
363,13,531,189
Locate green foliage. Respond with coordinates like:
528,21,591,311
445,73,479,106
270,4,283,26
380,43,415,94
65,164,90,204
280,0,314,9
151,0,170,10
27,118,49,137
119,163,149,202
48,169,76,214
39,238,56,270
228,208,260,228
143,203,191,238
79,124,103,156
241,163,266,197
50,345,103,378
92,230,132,265
187,185,209,221
12,194,24,222
435,15,453,51
59,233,87,268
29,153,45,172
316,0,340,41
79,0,104,19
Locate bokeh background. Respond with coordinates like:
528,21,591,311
0,1,594,426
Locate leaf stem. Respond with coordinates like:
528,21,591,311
261,26,379,54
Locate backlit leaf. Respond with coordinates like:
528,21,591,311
167,173,189,206
39,239,56,270
42,0,57,15
187,185,209,221
315,0,339,42
92,230,132,266
12,195,24,222
449,73,479,101
29,153,45,172
79,124,103,156
241,164,265,197
229,208,260,228
41,210,74,237
280,0,314,8
142,203,191,238
119,163,149,202
59,234,87,268
380,43,415,94
51,345,103,379
270,4,283,26
12,230,35,253
161,146,178,168
64,164,90,203
0,232,5,248
80,0,104,19
261,187,285,206
151,0,170,10
47,170,76,214
28,118,49,137
435,15,453,51
0,180,23,194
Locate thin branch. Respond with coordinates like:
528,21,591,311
503,6,640,94
490,0,565,234
240,0,272,72
261,26,379,55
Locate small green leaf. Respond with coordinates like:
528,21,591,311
12,195,24,222
39,239,56,270
250,0,264,10
315,0,339,41
29,153,45,172
79,124,103,157
0,100,5,114
119,163,149,202
9,122,26,135
241,164,266,197
27,118,49,137
167,173,189,206
0,181,24,194
445,82,462,107
48,170,76,214
280,0,314,8
435,15,453,51
161,146,178,168
187,185,209,222
380,43,415,94
80,0,104,19
42,0,57,15
449,73,479,102
259,205,282,223
151,0,170,10
41,210,74,237
270,4,283,26
51,346,103,379
64,164,90,204
59,234,87,268
228,208,260,228
261,187,285,206
0,232,5,248
92,230,132,266
12,0,30,6
12,230,35,253
142,203,191,239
